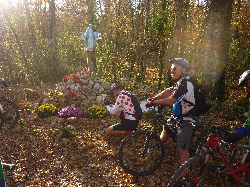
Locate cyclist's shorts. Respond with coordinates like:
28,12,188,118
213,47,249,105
176,120,194,150
113,119,139,131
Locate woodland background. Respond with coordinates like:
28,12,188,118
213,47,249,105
0,0,250,186
0,0,249,101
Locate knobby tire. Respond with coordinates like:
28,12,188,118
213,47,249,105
0,97,20,131
118,130,165,176
167,155,208,187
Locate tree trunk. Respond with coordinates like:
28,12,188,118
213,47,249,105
205,0,234,101
139,0,151,82
48,0,59,78
157,0,168,90
168,0,189,58
23,0,40,84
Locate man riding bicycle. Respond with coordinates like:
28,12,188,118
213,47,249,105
226,70,250,143
146,58,196,175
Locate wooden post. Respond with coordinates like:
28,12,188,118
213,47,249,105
87,51,92,70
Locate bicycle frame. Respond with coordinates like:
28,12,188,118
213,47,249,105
149,106,209,146
139,107,172,156
148,106,178,143
200,133,250,182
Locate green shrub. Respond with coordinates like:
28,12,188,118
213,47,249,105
19,118,26,128
60,126,75,138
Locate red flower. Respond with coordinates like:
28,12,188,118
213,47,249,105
63,74,70,82
68,91,77,97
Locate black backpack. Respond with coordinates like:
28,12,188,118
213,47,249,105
123,92,143,120
182,77,211,118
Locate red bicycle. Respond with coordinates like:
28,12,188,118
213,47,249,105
167,125,250,187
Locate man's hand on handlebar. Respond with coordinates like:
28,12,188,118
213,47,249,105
145,97,156,108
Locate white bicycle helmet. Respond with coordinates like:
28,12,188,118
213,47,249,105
238,70,250,87
169,58,190,71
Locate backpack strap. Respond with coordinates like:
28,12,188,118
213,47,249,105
182,77,196,106
181,77,196,117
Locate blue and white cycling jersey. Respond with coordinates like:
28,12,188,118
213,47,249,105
170,75,195,120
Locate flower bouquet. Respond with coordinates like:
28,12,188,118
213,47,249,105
86,105,108,119
38,104,57,119
58,106,85,119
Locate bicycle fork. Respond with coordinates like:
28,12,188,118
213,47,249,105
141,132,155,156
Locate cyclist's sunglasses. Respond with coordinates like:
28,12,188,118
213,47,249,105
170,64,182,71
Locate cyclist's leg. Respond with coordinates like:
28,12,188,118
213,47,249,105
106,120,139,135
178,148,189,165
177,121,194,176
160,125,170,143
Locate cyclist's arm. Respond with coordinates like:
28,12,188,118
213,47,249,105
152,96,177,106
154,88,173,99
153,81,187,106
106,104,122,116
235,115,250,137
106,95,124,116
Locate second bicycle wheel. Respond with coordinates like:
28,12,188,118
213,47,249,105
167,155,208,187
0,97,20,131
118,130,165,176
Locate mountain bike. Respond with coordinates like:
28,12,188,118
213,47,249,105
167,125,250,187
0,88,20,132
118,105,210,176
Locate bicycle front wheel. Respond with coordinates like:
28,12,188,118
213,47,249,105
167,155,208,187
118,130,165,176
0,97,20,131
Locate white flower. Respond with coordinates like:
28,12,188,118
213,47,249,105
70,84,80,91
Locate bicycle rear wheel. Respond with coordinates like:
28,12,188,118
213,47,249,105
0,97,20,131
118,130,165,176
167,155,208,187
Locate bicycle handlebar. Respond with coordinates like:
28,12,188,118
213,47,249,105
201,125,231,145
148,105,166,115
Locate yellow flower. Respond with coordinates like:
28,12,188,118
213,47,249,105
38,103,57,119
87,105,108,119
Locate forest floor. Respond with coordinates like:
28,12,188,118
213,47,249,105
0,83,248,187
